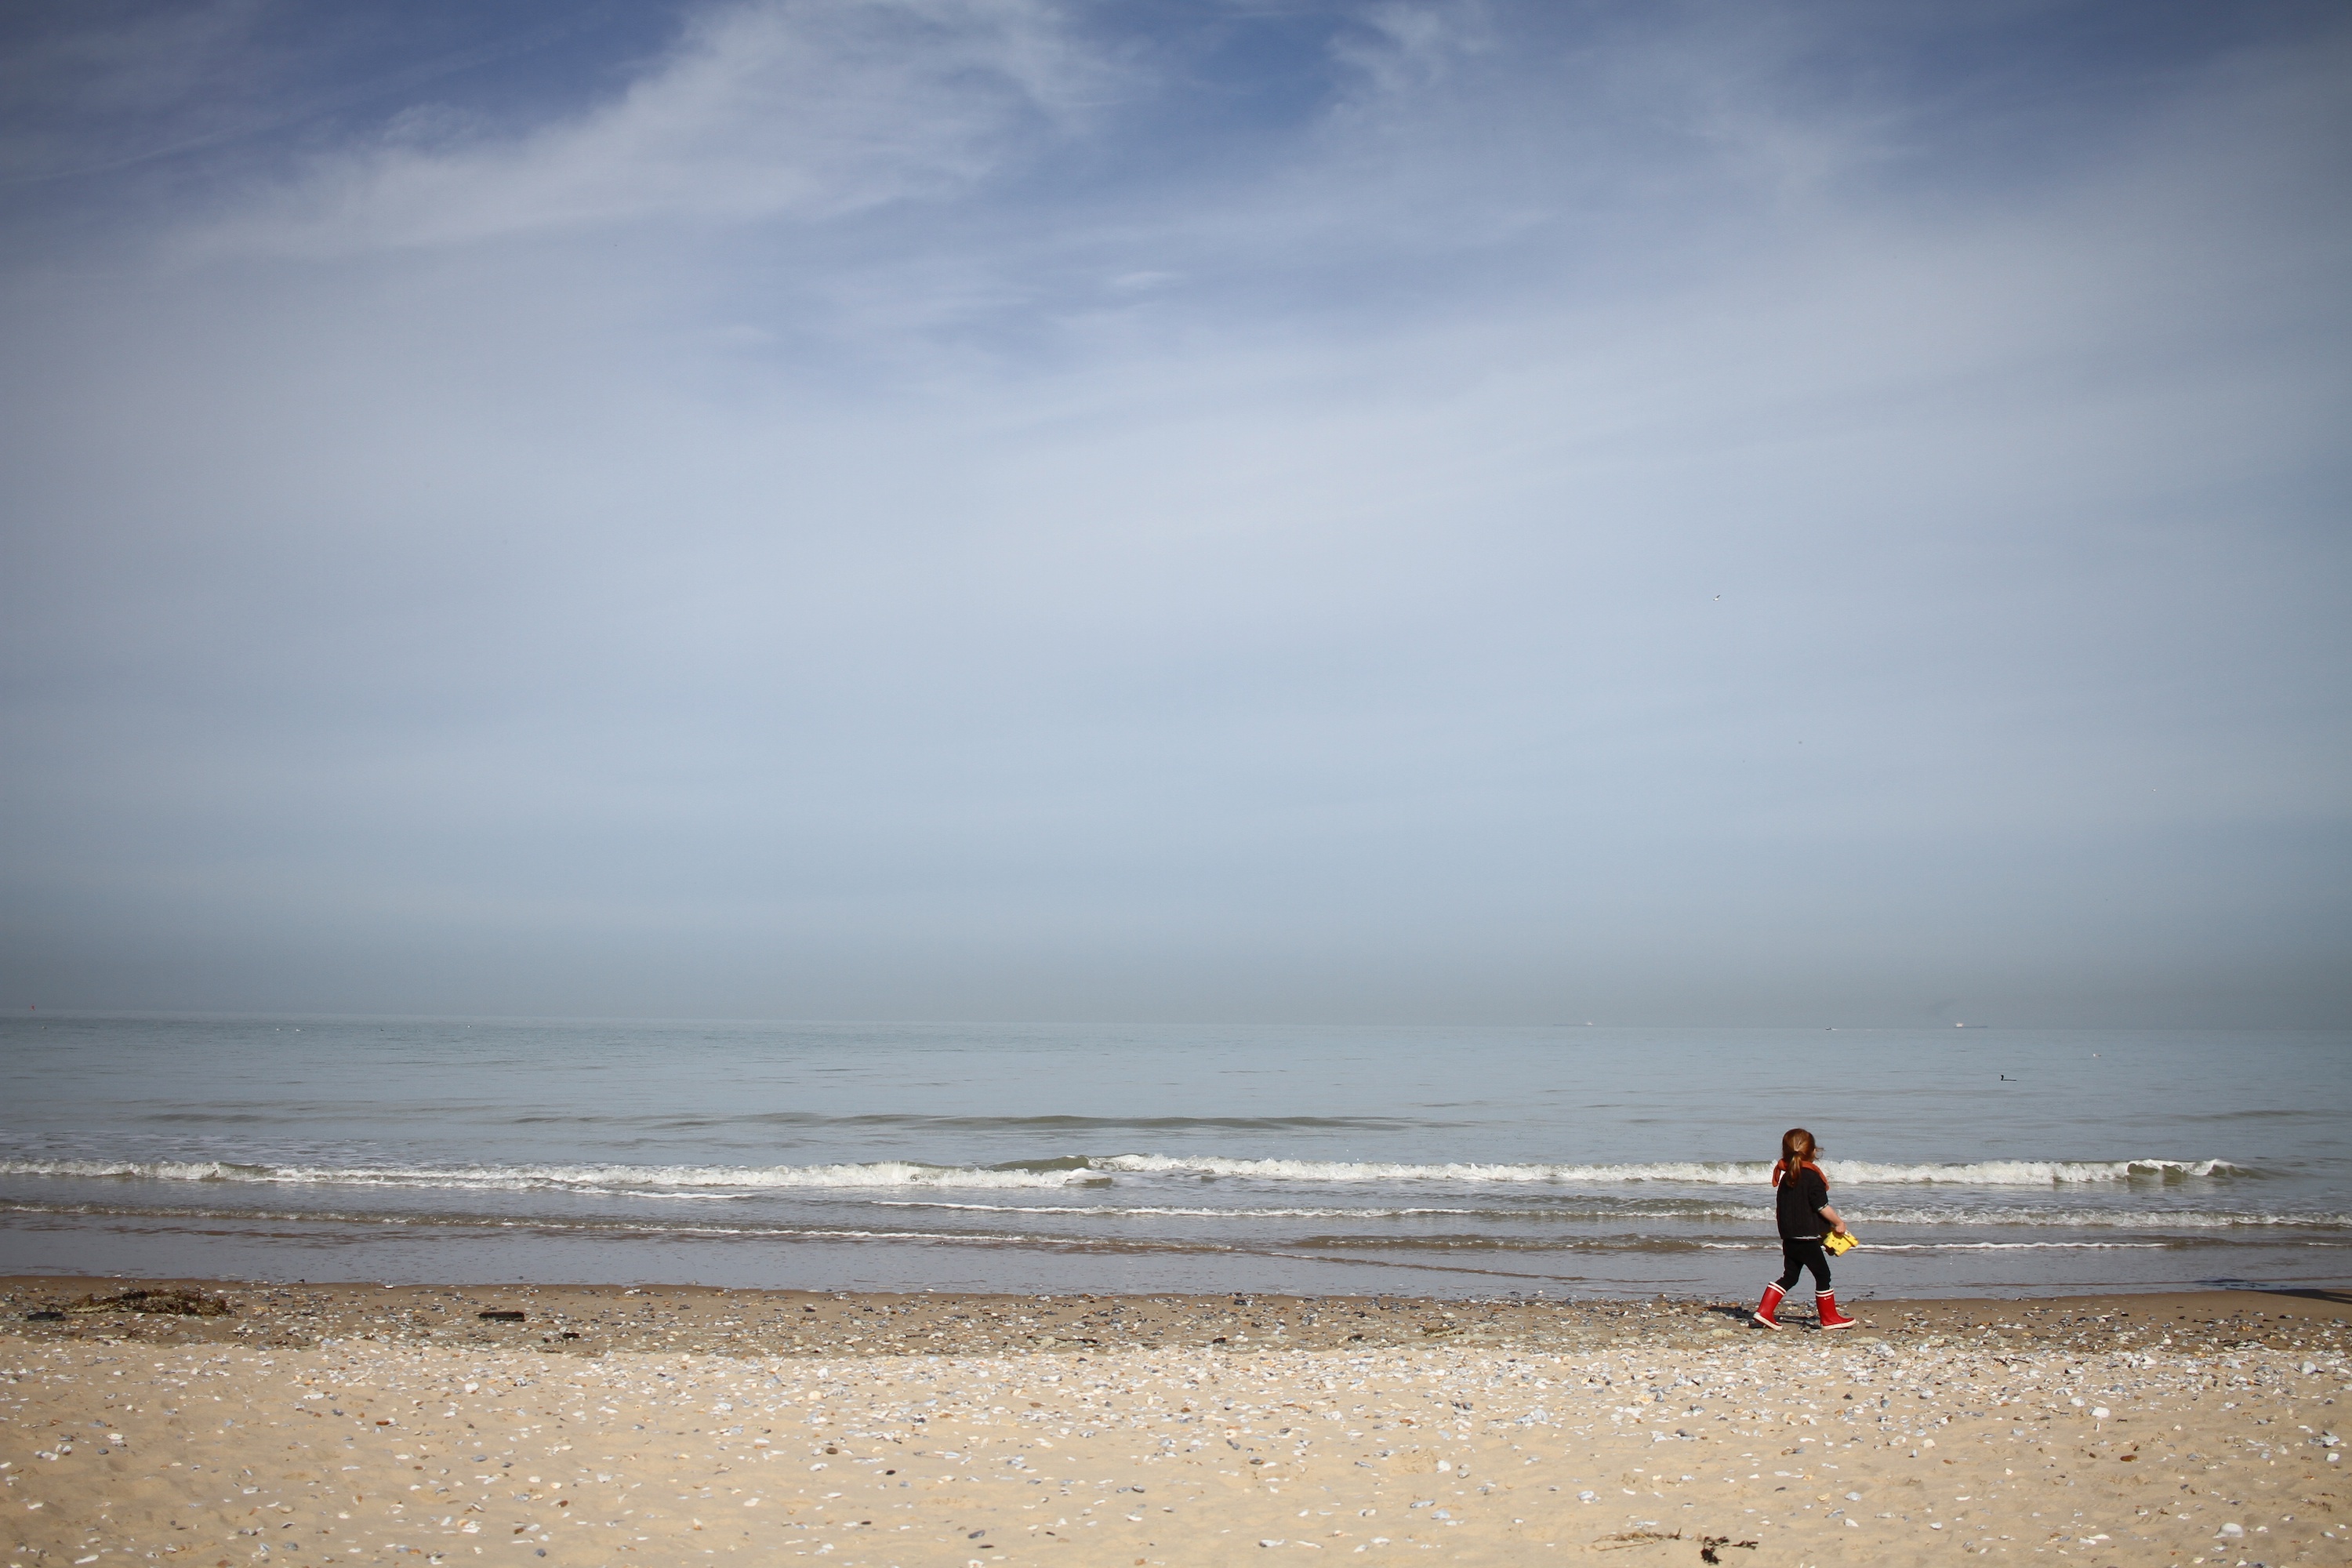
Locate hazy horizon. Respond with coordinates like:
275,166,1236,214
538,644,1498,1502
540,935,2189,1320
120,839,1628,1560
7,1011,2346,1033
4,1,2347,1028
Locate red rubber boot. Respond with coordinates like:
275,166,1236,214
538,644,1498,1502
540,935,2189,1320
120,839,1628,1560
1752,1282,1787,1330
1817,1290,1857,1330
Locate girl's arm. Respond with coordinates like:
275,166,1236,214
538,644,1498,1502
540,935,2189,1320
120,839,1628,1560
1819,1201,1846,1235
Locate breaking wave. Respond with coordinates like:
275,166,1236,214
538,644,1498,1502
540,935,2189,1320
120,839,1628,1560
0,1154,2251,1192
0,1158,1093,1192
1092,1156,2249,1186
1849,1204,2347,1229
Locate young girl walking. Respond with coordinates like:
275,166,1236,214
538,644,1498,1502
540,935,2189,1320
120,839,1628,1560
1755,1127,1858,1330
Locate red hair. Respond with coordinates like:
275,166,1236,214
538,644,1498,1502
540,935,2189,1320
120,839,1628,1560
1771,1127,1825,1189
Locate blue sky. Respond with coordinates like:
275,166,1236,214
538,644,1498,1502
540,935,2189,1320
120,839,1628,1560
2,1,2347,1024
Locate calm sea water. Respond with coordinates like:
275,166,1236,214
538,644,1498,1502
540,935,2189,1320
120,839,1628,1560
2,1015,2346,1301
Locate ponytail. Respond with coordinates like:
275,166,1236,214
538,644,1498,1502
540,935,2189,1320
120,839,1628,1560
1773,1127,1824,1189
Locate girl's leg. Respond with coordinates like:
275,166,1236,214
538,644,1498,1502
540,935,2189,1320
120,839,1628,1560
1775,1240,1806,1290
1803,1243,1832,1294
1755,1251,1795,1328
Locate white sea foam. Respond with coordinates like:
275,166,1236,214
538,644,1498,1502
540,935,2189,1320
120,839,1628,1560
0,1200,1198,1250
1697,1240,2172,1251
1095,1154,2247,1185
1827,1159,2246,1185
873,1201,1488,1218
789,1191,2350,1230
0,1158,1093,1191
1857,1241,2173,1250
0,1153,2249,1191
1849,1204,2350,1229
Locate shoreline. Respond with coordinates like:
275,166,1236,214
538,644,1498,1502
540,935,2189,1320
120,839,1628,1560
6,1275,2350,1359
9,1277,2345,1565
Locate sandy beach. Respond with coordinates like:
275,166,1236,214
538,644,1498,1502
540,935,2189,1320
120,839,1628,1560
4,1279,2346,1566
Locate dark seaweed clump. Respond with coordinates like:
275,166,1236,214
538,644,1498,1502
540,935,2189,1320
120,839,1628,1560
66,1287,234,1318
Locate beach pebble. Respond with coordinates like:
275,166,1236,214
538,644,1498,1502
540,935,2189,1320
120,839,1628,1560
4,1280,2344,1566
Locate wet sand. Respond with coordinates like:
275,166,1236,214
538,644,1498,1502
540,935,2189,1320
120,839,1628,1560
5,1277,2345,1564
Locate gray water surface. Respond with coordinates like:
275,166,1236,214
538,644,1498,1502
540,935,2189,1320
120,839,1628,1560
3,1016,2344,1298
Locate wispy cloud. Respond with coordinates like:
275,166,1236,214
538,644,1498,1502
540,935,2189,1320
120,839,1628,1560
201,0,1119,254
2,2,2347,1022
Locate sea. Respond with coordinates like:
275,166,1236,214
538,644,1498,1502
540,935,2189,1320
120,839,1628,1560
2,1015,2346,1302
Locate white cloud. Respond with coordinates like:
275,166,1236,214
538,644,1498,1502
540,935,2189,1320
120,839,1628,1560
0,0,277,185
5,3,2348,1019
200,0,1116,255
1327,0,1494,97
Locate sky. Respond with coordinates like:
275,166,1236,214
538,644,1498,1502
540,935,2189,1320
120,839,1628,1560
2,0,2347,1027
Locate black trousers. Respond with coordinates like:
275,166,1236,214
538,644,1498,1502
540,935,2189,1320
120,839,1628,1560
1776,1236,1831,1292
